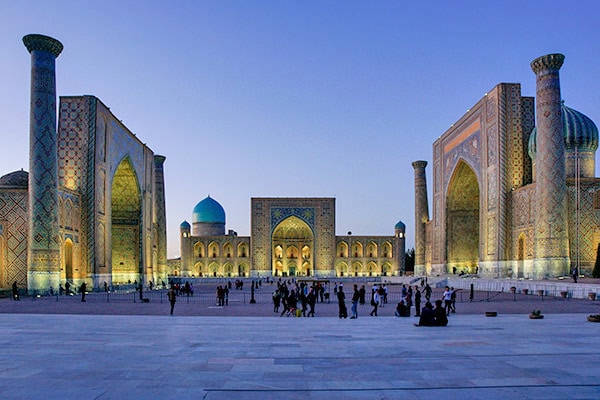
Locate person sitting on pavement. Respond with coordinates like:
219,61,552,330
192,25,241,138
414,302,435,326
395,300,410,317
433,299,448,326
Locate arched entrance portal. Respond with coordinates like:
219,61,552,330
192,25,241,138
272,216,314,277
64,238,74,281
446,161,480,274
111,157,142,284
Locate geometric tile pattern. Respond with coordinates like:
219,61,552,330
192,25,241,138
23,35,63,287
0,191,28,287
531,54,570,263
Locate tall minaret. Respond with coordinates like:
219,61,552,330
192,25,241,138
23,34,63,292
153,155,168,283
530,53,570,278
412,160,429,276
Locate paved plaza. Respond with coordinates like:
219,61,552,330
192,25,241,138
0,303,598,399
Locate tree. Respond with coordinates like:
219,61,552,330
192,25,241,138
405,247,415,272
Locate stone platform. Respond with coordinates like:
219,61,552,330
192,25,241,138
0,312,598,399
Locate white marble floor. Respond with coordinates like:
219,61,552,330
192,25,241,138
0,313,597,399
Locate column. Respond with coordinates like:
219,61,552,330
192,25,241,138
412,160,429,275
23,34,63,292
530,53,570,278
153,155,168,282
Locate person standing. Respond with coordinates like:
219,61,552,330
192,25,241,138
359,285,366,305
11,281,19,301
337,286,347,319
307,288,317,317
168,286,177,315
414,286,421,317
442,286,453,316
79,282,87,302
350,284,359,319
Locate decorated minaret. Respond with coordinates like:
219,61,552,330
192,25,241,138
23,34,63,292
530,53,570,278
412,160,429,275
153,155,167,283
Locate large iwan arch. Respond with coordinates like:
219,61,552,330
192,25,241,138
446,160,480,273
272,216,314,276
110,157,141,283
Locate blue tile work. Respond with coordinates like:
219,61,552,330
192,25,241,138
270,207,315,234
23,34,63,290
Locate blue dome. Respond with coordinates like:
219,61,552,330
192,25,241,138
180,220,190,229
529,103,598,158
192,196,225,224
395,220,406,230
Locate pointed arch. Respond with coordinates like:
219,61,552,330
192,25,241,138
446,160,480,273
223,242,234,258
353,242,363,258
194,242,205,258
382,241,393,258
111,156,142,283
337,241,348,258
237,242,248,258
272,216,314,277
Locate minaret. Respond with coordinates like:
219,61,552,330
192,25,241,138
153,155,167,283
179,221,191,276
530,53,570,278
23,34,63,292
394,221,406,276
412,160,429,276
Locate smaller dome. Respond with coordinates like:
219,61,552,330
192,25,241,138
180,220,190,229
529,103,598,158
0,170,28,188
395,220,406,230
192,196,226,224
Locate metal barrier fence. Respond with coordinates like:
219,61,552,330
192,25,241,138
31,286,598,305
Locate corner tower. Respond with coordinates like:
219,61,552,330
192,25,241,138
530,53,570,277
23,34,63,292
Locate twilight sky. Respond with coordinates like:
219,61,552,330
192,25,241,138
1,1,599,258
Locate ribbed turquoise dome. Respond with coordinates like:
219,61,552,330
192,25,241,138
192,196,225,224
529,103,598,158
395,220,406,230
180,220,191,229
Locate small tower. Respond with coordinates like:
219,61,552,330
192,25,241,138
394,220,406,275
23,34,63,292
179,220,191,276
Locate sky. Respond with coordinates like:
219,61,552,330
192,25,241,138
1,1,599,259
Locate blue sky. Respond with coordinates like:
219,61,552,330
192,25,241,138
1,1,599,258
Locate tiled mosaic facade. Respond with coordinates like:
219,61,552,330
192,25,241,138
416,55,600,278
0,34,168,292
177,197,405,278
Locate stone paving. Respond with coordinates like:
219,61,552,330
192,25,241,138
0,309,599,399
1,282,599,399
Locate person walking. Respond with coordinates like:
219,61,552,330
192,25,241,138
369,289,379,316
168,286,177,315
350,284,359,319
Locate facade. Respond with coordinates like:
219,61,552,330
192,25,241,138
414,53,600,279
0,34,167,293
177,197,405,278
